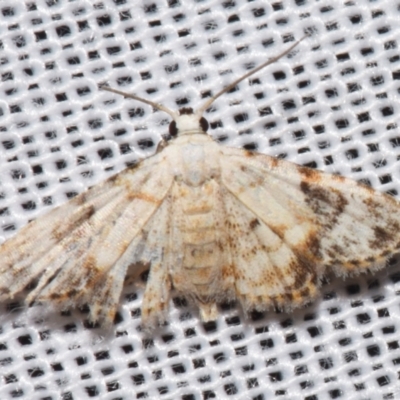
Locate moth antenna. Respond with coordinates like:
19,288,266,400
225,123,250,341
101,86,178,120
195,35,308,117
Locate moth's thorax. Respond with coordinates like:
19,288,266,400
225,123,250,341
175,114,204,136
171,132,213,146
167,133,220,187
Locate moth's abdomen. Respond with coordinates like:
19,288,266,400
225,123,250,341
173,180,224,300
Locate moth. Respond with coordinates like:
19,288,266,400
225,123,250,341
1,36,399,328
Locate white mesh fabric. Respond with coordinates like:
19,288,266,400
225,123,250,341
1,0,400,399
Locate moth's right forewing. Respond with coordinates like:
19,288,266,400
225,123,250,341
221,146,400,269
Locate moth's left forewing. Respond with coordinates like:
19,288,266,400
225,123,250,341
0,151,175,325
219,145,400,281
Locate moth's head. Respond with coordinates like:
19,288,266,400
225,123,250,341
169,107,209,138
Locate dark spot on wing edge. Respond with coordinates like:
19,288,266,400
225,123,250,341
249,218,260,230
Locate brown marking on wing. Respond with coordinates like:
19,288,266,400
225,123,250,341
380,249,393,258
291,282,318,306
298,166,322,182
260,259,287,285
269,157,279,168
244,150,256,158
75,256,104,290
104,309,117,324
49,288,80,302
288,255,318,290
127,192,164,204
107,161,143,184
47,289,79,303
364,192,399,210
51,205,96,241
369,225,393,249
249,218,260,230
361,195,400,250
238,165,264,188
333,174,346,183
67,288,79,297
240,269,319,312
362,196,378,209
44,260,109,308
326,243,346,259
302,183,348,214
278,273,318,308
73,192,87,206
0,287,10,296
5,265,30,281
268,223,290,242
356,179,377,194
347,259,361,267
300,181,348,231
304,231,322,259
342,256,382,270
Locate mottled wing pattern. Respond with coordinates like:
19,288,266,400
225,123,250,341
219,146,400,311
0,152,174,324
132,197,173,326
220,187,318,312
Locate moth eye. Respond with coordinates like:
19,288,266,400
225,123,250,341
199,117,209,133
169,120,178,137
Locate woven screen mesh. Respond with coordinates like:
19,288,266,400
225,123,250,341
1,0,400,399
